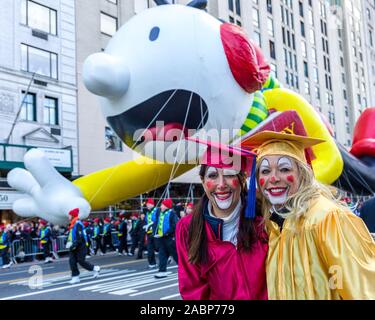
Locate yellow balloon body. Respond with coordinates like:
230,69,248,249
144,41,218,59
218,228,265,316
73,156,194,210
263,88,343,184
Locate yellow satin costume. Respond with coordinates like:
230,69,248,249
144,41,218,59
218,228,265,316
266,195,375,300
241,131,375,300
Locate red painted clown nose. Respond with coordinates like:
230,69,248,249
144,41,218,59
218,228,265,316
350,108,375,158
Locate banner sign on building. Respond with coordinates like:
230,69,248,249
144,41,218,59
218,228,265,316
37,147,72,169
0,191,25,209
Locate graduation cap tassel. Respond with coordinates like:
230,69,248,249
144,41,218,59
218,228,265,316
245,157,257,219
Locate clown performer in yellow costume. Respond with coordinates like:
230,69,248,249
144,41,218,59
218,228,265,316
242,131,375,300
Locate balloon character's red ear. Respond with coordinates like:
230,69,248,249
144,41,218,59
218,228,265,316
220,23,270,93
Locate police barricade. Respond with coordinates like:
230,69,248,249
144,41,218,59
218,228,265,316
53,235,69,255
10,238,47,264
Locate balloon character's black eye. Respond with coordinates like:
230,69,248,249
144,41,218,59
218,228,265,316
149,26,160,41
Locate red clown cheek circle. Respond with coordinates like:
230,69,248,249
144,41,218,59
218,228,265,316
259,178,265,187
287,175,295,183
230,179,239,188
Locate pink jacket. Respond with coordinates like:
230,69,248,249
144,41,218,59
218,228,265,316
176,213,268,300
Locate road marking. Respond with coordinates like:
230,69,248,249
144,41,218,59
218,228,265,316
105,275,178,295
108,277,177,295
129,283,178,296
0,266,177,300
0,267,54,277
160,293,181,300
11,269,133,288
0,258,147,285
80,266,178,293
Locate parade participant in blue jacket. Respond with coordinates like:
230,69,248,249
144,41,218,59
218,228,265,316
154,198,179,279
117,212,129,256
83,220,93,257
102,217,116,253
39,220,53,264
92,218,104,255
0,224,12,269
66,208,100,284
144,198,158,268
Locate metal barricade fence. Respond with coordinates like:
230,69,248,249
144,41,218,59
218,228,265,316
53,236,69,254
9,232,121,263
11,238,47,263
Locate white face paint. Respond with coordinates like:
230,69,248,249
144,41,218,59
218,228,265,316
259,159,270,173
203,166,241,214
264,157,293,204
259,157,292,206
278,157,293,169
264,188,289,205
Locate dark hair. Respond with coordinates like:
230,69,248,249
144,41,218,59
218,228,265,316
187,165,259,264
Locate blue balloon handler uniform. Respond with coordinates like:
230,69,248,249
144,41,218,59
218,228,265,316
154,198,179,279
66,208,100,284
0,224,12,268
103,217,116,253
39,219,53,263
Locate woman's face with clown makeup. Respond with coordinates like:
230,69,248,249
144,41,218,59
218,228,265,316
258,155,300,207
202,166,242,218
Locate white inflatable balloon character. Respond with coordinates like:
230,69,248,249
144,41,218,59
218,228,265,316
7,0,270,224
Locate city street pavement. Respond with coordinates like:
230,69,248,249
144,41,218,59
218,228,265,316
0,252,181,300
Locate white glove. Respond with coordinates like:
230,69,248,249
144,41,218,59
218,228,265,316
66,241,73,249
142,222,153,231
7,149,91,225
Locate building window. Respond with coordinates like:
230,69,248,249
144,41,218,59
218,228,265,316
308,9,314,25
310,29,316,45
267,17,274,37
100,12,117,36
228,0,234,11
254,31,261,47
299,1,303,17
300,21,305,37
315,86,320,100
313,67,319,83
267,0,273,14
303,61,309,78
304,80,310,95
235,0,241,16
105,127,123,152
44,96,58,125
21,0,57,35
271,63,277,78
301,41,307,57
21,44,58,79
252,8,260,28
269,40,276,59
20,91,36,121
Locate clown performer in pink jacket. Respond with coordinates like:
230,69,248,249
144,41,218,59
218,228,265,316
176,138,268,300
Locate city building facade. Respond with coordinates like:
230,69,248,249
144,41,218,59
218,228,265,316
0,0,78,223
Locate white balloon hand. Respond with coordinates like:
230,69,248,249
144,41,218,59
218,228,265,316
7,149,91,225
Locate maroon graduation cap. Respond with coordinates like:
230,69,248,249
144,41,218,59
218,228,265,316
187,136,257,219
